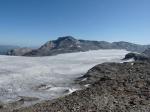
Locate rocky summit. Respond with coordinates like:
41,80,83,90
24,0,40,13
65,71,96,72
5,61,149,112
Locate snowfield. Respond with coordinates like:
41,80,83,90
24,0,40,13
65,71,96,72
0,49,129,104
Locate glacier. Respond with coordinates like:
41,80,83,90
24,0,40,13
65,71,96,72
0,49,129,104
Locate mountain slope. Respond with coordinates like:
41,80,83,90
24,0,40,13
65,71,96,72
112,41,148,52
143,48,150,57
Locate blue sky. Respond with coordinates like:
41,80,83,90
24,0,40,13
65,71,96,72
0,0,150,46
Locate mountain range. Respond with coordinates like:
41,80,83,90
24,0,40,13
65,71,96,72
0,45,19,55
4,36,150,56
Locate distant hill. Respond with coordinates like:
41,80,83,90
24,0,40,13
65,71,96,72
112,41,149,52
0,45,19,55
7,47,33,56
7,36,150,56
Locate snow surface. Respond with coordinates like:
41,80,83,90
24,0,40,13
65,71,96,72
0,49,129,103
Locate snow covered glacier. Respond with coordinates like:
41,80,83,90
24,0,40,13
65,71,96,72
0,49,129,104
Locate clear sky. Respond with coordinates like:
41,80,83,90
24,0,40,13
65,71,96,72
0,0,150,46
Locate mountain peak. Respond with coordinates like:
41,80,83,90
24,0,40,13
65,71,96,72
56,36,77,42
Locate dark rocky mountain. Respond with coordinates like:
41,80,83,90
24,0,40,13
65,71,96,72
24,36,82,56
9,61,150,112
0,45,19,55
7,36,150,56
7,48,33,56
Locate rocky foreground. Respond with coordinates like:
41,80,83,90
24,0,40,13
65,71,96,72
1,61,149,112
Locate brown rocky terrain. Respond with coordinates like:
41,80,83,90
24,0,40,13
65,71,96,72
0,61,149,112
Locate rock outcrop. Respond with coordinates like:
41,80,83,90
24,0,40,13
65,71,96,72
123,52,150,61
123,47,150,61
